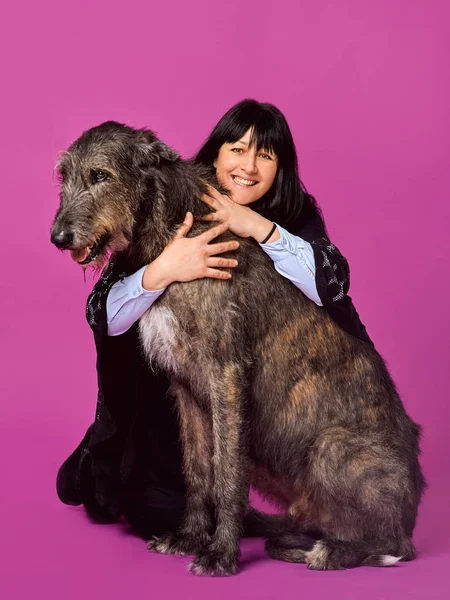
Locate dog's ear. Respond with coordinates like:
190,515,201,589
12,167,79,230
134,136,179,171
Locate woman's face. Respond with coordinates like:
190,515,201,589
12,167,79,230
214,129,278,205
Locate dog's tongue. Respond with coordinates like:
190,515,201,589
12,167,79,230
70,247,90,263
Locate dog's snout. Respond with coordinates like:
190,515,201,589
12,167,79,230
51,228,74,249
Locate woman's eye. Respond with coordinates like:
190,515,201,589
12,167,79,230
231,148,243,153
259,153,272,160
91,170,108,184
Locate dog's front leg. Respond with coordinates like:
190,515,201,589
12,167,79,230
189,362,249,577
148,382,214,556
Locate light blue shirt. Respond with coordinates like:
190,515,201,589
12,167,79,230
106,224,323,336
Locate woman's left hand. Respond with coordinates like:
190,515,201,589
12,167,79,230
199,186,259,238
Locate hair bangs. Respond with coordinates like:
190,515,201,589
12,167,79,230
221,104,280,157
247,116,281,157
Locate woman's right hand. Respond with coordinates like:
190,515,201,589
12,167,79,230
142,212,239,291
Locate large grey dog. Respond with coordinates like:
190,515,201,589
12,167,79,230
51,122,424,576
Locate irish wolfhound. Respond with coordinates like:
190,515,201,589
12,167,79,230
51,122,424,575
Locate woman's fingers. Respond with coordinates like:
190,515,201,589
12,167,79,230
173,212,194,239
201,220,230,242
206,257,238,268
200,191,220,209
206,240,239,255
204,268,232,280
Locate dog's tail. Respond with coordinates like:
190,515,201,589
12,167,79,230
265,533,416,570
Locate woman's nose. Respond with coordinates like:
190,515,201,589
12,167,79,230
242,156,257,174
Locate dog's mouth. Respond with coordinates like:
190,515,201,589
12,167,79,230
70,233,111,265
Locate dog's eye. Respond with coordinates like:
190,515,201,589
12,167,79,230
91,169,108,184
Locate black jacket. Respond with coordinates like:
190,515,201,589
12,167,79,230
56,218,372,535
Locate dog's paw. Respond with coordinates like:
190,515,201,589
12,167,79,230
305,540,345,571
305,540,330,570
147,533,199,556
188,550,239,577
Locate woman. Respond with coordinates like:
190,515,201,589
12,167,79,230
56,99,372,538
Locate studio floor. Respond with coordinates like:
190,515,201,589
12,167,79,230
1,417,448,600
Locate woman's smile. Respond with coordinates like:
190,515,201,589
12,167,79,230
231,175,258,187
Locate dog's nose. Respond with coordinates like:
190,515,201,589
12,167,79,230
51,229,74,249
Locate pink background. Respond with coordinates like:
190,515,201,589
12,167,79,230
1,1,449,598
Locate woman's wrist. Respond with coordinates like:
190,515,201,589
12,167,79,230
250,213,281,244
142,258,173,291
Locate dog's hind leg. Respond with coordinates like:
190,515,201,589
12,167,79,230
148,382,214,557
299,426,420,570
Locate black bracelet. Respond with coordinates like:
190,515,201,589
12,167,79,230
261,222,277,244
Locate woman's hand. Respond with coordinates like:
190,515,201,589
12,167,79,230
142,212,239,291
200,185,280,243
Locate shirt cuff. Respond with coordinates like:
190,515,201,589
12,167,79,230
260,224,315,273
258,223,322,305
123,265,167,297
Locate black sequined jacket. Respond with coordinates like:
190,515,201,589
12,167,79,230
56,216,373,526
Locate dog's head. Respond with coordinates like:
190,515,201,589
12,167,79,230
51,121,179,267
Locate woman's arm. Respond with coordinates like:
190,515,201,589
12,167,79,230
106,223,323,337
200,188,323,305
259,224,322,305
105,219,325,338
105,213,240,336
107,266,166,336
201,185,371,343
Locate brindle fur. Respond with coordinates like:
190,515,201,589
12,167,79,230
51,122,425,575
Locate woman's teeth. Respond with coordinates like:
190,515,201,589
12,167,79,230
232,176,257,187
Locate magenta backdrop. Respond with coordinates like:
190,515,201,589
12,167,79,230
1,1,449,598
